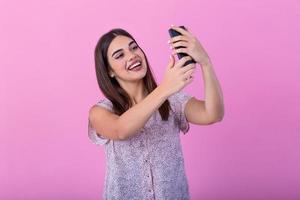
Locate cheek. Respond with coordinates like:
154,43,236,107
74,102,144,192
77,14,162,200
111,60,127,72
136,50,146,61
138,49,145,57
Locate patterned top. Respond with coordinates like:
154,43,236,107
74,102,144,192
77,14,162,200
88,91,193,200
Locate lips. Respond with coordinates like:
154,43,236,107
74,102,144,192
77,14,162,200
127,59,142,70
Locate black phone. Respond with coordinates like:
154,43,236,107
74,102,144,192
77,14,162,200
168,26,196,67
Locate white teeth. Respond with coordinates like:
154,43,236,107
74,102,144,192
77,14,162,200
129,61,141,70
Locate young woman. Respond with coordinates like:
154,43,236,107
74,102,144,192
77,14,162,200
88,26,224,200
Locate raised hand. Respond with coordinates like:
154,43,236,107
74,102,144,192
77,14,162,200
160,54,196,96
168,25,212,67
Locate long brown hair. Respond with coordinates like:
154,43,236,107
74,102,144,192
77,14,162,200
94,28,171,120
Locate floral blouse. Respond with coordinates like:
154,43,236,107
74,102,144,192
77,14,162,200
88,90,193,200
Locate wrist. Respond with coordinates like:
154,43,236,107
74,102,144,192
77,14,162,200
156,85,171,99
198,58,212,68
201,61,212,68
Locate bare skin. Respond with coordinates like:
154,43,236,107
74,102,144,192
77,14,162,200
169,25,224,123
89,35,196,140
107,36,148,105
90,24,225,140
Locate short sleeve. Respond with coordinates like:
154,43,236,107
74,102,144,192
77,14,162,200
88,99,112,145
172,91,194,134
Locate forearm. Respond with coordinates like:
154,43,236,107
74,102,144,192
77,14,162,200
201,62,224,121
117,86,169,140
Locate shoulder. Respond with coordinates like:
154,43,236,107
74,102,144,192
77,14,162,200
88,98,113,145
93,98,112,109
169,90,193,101
89,98,114,117
168,91,194,110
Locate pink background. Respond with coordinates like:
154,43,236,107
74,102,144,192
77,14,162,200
1,0,299,199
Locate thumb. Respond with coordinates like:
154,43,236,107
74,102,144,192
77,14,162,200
167,54,175,69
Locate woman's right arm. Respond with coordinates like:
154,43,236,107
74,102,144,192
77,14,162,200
89,56,196,140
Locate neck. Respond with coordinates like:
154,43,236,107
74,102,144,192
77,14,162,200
119,79,148,105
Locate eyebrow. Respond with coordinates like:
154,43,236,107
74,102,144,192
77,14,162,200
111,40,136,57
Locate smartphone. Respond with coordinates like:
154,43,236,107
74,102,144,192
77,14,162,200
168,26,196,67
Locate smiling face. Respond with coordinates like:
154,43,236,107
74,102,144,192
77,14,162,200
107,35,147,83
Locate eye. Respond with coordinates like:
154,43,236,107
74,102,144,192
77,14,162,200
132,45,138,49
115,53,123,59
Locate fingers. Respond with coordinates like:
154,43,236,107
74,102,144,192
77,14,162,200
174,56,193,68
182,67,196,81
180,63,196,74
168,35,188,44
172,47,188,56
167,54,175,69
170,25,192,37
184,75,194,84
170,41,189,49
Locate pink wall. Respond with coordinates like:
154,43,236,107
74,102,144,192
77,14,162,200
1,0,299,199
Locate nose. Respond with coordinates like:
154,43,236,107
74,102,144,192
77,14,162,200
127,52,138,62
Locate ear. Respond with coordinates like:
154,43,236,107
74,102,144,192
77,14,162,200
108,69,115,78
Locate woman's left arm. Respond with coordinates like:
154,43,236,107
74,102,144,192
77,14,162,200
168,25,224,124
